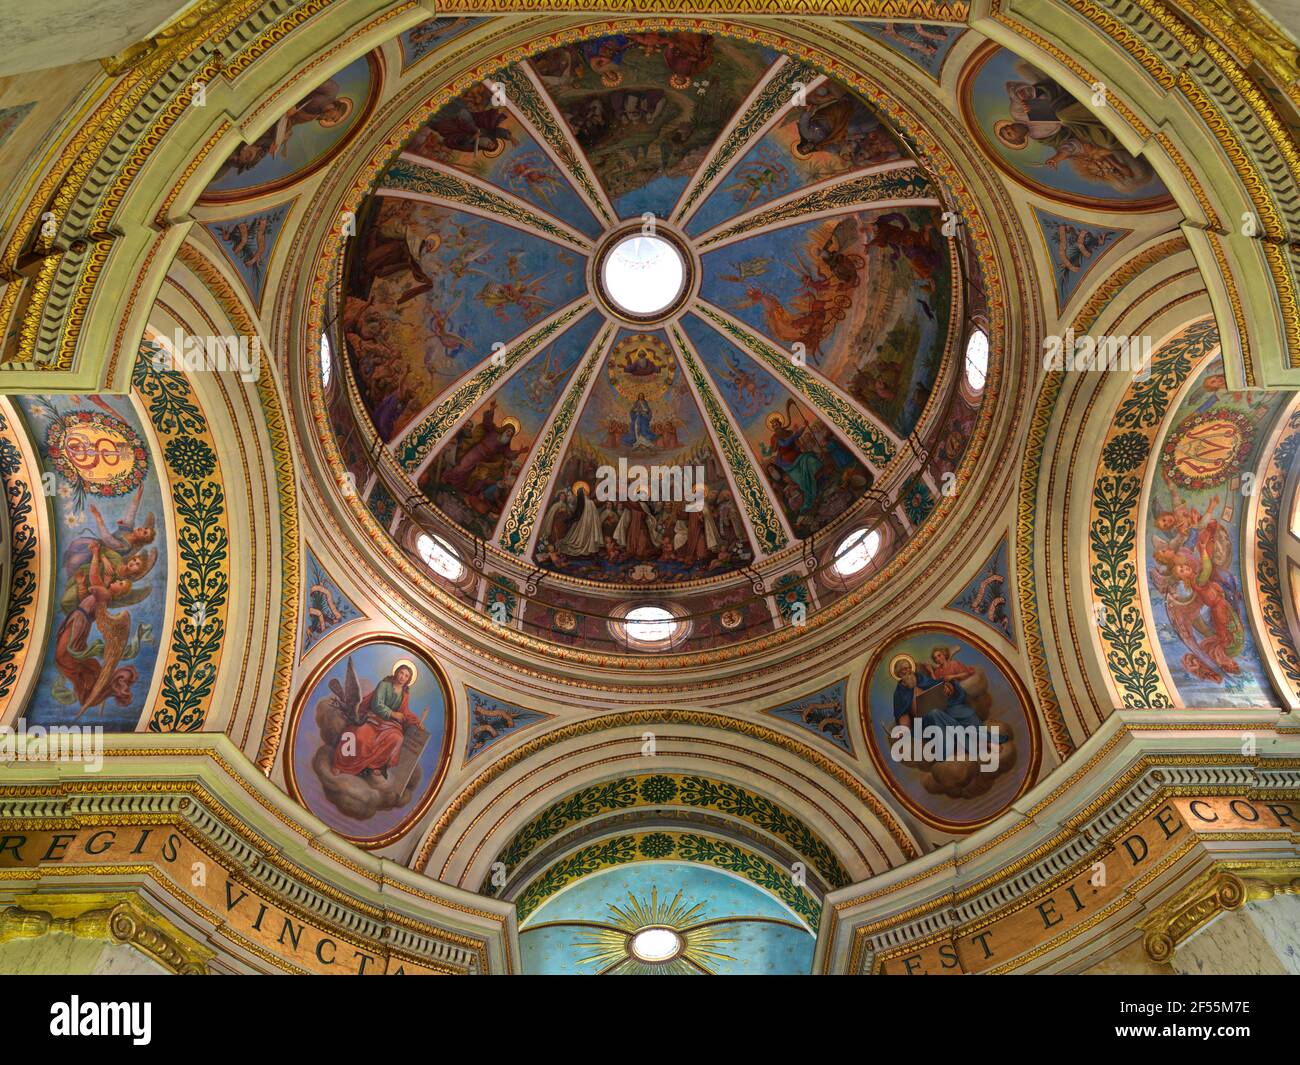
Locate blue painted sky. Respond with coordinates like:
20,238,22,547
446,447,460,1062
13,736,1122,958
520,862,814,975
16,395,168,732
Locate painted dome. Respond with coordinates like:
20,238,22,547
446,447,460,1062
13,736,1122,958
333,29,987,655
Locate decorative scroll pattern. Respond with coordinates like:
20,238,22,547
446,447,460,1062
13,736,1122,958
696,165,932,247
498,324,612,554
134,345,230,731
673,58,818,224
694,304,896,467
672,325,787,554
488,773,848,893
0,408,38,708
396,302,591,471
1090,472,1167,706
491,65,613,225
383,160,588,251
1087,318,1219,706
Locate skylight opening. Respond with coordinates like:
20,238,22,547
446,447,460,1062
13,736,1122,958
602,235,685,317
417,532,464,581
629,927,682,963
623,605,679,645
964,329,989,392
833,527,880,577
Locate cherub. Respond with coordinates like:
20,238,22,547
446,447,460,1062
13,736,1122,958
55,543,141,715
1152,489,1234,597
61,486,158,593
1151,543,1244,683
925,644,976,683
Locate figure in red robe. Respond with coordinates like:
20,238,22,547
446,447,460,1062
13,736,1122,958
332,664,420,779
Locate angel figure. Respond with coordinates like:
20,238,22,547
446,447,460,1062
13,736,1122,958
215,215,272,279
328,658,426,781
926,644,977,683
1150,496,1245,684
55,542,148,716
1152,491,1238,603
1151,551,1243,683
718,349,772,420
475,254,554,322
61,485,159,591
520,346,572,408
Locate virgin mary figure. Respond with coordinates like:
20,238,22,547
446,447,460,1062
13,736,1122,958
621,393,658,449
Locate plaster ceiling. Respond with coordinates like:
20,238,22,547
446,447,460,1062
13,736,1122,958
0,0,189,76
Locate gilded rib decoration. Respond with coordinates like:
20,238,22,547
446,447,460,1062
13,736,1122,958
696,166,932,248
439,0,966,12
694,304,895,468
499,325,613,555
383,160,588,251
490,65,613,225
396,302,591,472
671,325,787,554
673,59,819,225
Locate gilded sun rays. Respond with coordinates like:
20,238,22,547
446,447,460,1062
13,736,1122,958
570,888,739,975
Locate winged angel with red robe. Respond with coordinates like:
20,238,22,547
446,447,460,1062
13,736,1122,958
1150,493,1245,683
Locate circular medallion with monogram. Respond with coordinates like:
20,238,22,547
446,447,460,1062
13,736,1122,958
1160,408,1254,491
45,408,148,497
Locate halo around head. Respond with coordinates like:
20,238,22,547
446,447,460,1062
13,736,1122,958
993,119,1027,150
391,658,419,684
318,95,355,128
889,653,917,679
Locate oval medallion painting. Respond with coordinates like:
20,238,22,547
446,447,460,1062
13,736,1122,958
288,638,451,846
861,625,1039,831
200,52,381,203
959,43,1170,210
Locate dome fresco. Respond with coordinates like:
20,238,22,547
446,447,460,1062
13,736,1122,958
336,29,982,654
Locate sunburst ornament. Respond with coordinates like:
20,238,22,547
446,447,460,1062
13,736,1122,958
574,887,736,975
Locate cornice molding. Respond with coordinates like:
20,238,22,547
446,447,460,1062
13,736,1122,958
0,734,514,974
816,708,1300,974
